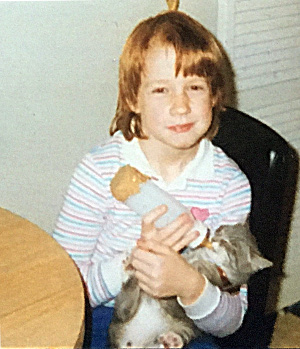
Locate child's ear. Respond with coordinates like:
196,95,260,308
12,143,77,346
211,94,218,108
211,89,222,108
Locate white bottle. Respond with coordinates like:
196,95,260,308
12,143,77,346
125,180,207,249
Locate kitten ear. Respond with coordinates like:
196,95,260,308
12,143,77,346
235,243,272,273
249,251,273,271
114,277,141,322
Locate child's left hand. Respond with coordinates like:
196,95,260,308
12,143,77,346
131,239,205,304
140,204,199,252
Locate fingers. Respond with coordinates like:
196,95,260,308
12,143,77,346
132,240,197,299
141,206,199,251
172,230,200,251
134,270,161,298
131,245,165,292
131,241,167,277
132,243,170,297
136,238,171,255
141,204,168,237
142,204,168,227
159,213,194,250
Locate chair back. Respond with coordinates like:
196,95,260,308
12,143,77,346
213,107,299,347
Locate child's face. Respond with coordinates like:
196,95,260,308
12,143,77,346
132,44,215,152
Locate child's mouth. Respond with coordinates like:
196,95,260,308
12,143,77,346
168,123,194,133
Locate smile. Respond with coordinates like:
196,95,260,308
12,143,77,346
167,123,194,133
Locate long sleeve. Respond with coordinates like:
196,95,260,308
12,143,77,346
178,278,248,337
53,153,129,307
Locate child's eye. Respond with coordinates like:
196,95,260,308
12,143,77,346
189,85,204,91
152,87,167,94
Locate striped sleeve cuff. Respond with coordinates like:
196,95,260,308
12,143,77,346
177,276,221,319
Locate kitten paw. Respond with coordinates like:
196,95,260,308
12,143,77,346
158,331,184,348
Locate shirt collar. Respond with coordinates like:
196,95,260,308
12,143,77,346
121,134,214,190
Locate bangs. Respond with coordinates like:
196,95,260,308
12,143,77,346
147,17,224,92
179,52,224,95
177,50,219,77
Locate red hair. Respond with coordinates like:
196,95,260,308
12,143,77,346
110,11,226,141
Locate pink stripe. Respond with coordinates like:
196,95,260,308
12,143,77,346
93,154,120,161
67,193,100,210
61,208,98,224
72,176,106,200
226,183,249,195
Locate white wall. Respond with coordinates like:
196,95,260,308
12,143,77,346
0,0,218,233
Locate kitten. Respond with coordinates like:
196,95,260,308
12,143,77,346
108,222,272,348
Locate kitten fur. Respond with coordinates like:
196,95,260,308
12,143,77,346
108,222,272,348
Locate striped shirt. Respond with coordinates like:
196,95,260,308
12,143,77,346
53,131,251,337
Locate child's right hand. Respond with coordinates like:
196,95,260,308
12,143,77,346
139,205,199,252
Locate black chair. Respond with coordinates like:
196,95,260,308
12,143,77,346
212,107,299,348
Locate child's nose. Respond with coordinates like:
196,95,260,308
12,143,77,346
170,92,191,116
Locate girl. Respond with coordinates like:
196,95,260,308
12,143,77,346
54,11,251,348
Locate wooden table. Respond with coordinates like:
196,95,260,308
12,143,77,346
0,208,85,348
